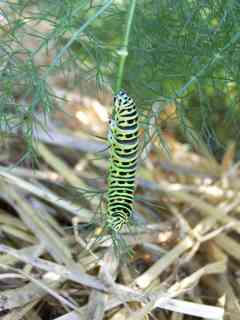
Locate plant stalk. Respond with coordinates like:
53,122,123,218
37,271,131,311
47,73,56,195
115,0,137,92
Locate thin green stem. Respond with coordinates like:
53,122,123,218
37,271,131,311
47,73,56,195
115,0,137,92
175,31,240,99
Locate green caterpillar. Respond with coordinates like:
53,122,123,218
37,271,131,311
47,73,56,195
106,89,139,233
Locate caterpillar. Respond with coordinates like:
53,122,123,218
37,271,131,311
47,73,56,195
106,89,139,233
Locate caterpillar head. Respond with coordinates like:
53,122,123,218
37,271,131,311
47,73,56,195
114,89,134,111
107,215,125,233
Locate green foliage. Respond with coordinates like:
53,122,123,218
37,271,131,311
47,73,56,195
1,0,240,158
